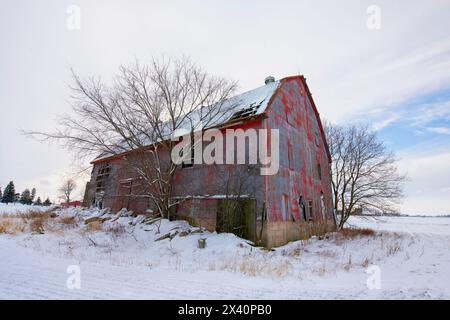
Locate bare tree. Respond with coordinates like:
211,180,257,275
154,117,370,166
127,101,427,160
59,179,77,203
323,122,407,229
27,56,237,217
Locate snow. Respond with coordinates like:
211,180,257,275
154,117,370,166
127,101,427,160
0,203,55,215
1,207,450,299
181,79,280,131
347,215,450,236
221,80,280,117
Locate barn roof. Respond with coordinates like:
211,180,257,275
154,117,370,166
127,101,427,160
169,79,281,136
91,76,331,164
216,79,281,122
92,80,281,163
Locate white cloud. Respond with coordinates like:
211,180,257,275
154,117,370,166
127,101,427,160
358,99,450,132
407,101,450,128
372,114,401,130
427,127,450,135
316,35,450,123
398,151,450,215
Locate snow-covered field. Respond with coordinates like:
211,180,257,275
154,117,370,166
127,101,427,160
0,203,54,214
1,204,449,300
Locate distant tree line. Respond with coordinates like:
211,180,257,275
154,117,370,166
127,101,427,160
0,181,52,206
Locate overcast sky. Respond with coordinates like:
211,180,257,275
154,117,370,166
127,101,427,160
1,0,449,214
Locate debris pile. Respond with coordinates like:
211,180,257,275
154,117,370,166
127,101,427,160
78,207,206,242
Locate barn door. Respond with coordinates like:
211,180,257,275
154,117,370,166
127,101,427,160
216,199,256,242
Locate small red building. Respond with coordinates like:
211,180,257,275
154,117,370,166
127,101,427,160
60,201,82,208
83,75,335,247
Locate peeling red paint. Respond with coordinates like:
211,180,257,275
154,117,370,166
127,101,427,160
85,76,334,240
264,77,333,223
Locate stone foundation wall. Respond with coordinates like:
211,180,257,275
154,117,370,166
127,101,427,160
263,219,336,248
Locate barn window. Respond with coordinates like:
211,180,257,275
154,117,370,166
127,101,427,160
320,192,326,219
307,199,314,220
287,139,293,169
314,131,320,147
299,196,307,221
95,162,111,193
181,133,195,168
119,179,133,197
317,163,322,180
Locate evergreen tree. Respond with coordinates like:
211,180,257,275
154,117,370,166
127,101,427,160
43,197,52,206
19,189,32,205
35,196,42,206
1,181,15,204
30,188,36,204
0,187,2,201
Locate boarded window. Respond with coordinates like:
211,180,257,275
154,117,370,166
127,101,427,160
119,179,133,194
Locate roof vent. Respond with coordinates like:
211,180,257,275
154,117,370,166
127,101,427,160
264,76,275,85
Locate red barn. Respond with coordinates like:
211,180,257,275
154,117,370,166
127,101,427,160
83,75,335,247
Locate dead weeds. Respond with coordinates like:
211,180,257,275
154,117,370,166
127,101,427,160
340,228,376,238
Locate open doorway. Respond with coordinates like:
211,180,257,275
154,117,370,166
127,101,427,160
216,198,256,242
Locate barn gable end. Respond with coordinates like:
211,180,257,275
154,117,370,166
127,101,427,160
260,76,335,247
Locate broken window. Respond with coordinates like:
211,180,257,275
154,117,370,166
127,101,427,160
299,196,307,221
182,132,194,168
248,164,260,176
228,100,264,121
95,162,111,193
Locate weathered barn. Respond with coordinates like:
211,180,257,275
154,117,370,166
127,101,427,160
83,75,336,247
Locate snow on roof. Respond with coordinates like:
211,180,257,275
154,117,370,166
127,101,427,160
172,79,280,134
218,79,280,121
93,80,280,163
